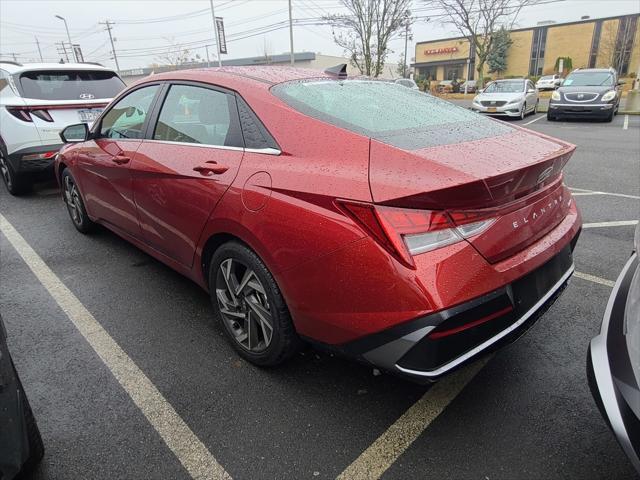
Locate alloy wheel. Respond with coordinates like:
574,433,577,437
0,154,12,190
216,258,273,353
63,174,82,225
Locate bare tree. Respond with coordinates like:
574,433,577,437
324,0,411,77
423,0,536,86
157,37,192,67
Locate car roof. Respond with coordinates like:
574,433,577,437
494,78,525,82
570,68,614,73
0,61,115,74
145,66,335,88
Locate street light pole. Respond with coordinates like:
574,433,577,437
403,23,409,78
288,0,294,66
55,15,75,62
209,0,222,67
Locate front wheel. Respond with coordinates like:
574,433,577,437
209,241,300,367
520,103,527,120
61,169,95,233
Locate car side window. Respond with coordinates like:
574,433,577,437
153,84,242,148
99,84,159,139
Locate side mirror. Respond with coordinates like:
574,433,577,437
477,88,484,94
528,89,536,93
617,80,625,86
60,123,89,143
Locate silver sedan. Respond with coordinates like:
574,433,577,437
471,79,539,119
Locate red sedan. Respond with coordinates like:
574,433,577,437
55,66,581,382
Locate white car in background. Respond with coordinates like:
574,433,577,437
471,78,539,120
536,74,563,90
0,61,125,195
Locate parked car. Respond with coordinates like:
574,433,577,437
0,314,44,478
535,74,563,90
548,67,622,122
471,78,539,119
436,80,455,93
394,78,419,90
0,61,126,195
587,224,640,474
55,65,581,382
460,80,477,93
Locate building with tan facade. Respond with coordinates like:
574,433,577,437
412,13,640,82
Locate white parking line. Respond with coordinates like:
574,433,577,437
582,220,638,229
523,114,544,126
569,187,640,200
623,114,629,130
336,358,489,480
0,214,231,480
574,271,615,288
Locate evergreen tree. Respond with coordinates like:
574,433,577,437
487,28,513,77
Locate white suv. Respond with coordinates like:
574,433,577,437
0,61,125,195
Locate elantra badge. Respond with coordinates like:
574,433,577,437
79,93,95,99
577,93,584,99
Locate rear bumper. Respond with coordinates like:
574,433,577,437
548,102,614,118
6,144,62,173
341,237,578,383
587,253,640,473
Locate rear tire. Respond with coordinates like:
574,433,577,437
61,168,95,233
209,241,301,367
547,113,557,121
0,152,28,196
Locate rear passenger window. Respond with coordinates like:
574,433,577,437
154,85,242,147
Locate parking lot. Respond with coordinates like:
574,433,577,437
1,112,639,479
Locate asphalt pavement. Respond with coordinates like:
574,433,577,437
1,112,639,479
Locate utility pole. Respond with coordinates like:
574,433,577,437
56,42,69,62
35,37,43,62
402,10,411,78
99,20,120,72
209,0,222,67
205,45,210,67
288,0,294,66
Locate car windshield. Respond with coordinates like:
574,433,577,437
563,71,613,87
272,79,511,149
19,70,125,100
483,81,524,93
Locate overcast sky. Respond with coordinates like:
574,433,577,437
1,0,638,71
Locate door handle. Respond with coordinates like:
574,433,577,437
112,155,130,165
193,163,229,175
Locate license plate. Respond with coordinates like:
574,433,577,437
78,108,103,123
487,107,497,113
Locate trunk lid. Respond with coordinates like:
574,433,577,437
369,127,576,263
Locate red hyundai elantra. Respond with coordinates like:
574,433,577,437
55,66,581,382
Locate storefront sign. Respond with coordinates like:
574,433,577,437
424,47,459,55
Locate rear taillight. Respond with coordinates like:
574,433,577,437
7,107,32,122
6,107,54,122
30,109,54,122
339,201,496,268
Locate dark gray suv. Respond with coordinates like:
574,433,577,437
548,67,623,122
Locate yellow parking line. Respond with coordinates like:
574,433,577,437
0,214,231,480
336,358,489,480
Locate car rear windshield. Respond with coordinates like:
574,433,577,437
484,81,524,93
18,70,125,100
271,79,511,149
563,71,613,87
